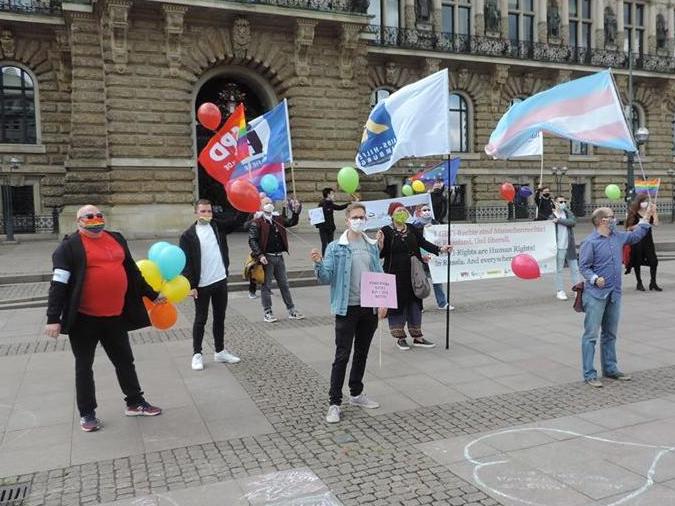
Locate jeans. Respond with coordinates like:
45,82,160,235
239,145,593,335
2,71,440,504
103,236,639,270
329,306,378,406
193,278,227,354
555,249,581,292
319,228,334,256
581,291,621,381
68,313,145,416
262,254,295,313
432,283,447,307
387,299,423,340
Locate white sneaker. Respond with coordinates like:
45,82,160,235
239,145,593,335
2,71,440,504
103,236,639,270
264,311,278,323
439,303,455,311
326,405,341,423
248,292,257,299
191,353,204,371
214,350,240,364
556,291,568,301
288,310,305,320
349,393,380,409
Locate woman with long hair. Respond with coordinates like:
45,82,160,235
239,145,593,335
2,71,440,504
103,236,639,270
625,193,661,291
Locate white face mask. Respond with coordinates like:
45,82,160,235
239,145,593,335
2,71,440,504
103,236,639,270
349,218,366,233
640,201,648,209
420,210,432,218
263,203,274,214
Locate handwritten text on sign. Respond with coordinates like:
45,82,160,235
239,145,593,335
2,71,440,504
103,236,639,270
360,272,398,309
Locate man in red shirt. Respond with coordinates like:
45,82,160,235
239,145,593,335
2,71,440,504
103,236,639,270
45,205,165,432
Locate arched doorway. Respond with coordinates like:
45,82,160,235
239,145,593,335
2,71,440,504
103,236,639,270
194,67,277,212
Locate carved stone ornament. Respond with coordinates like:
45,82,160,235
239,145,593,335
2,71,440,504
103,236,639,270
339,23,361,87
656,14,667,50
108,0,131,74
162,5,187,76
384,61,400,86
547,0,560,39
51,28,72,92
484,0,501,35
0,29,15,59
424,58,441,75
294,19,317,86
604,6,617,47
415,0,431,23
489,65,508,113
232,17,251,59
523,72,535,94
457,67,470,90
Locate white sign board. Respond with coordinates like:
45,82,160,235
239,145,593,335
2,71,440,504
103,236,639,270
363,193,433,231
424,222,557,283
308,207,325,225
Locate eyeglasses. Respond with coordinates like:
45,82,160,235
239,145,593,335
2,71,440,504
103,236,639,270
350,216,366,221
79,213,103,220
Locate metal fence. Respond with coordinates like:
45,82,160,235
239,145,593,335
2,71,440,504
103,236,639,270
366,26,674,74
0,210,59,235
0,0,64,15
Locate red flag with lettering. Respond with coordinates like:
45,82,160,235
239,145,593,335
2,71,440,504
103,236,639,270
198,104,249,186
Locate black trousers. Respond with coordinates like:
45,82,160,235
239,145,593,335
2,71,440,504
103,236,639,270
319,228,335,256
193,278,228,355
329,306,378,406
68,313,145,417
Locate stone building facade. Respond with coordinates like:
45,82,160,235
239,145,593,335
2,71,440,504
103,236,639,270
0,0,673,236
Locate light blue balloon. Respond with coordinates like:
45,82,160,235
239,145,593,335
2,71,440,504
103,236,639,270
260,174,279,194
157,245,186,281
148,241,171,264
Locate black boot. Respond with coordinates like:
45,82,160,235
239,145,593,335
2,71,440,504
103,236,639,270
649,265,662,291
636,282,646,291
635,268,645,291
649,282,663,292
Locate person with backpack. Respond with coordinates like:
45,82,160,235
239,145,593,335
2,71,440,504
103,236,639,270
378,202,452,350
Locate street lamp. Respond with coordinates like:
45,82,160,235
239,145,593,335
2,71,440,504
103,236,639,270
668,168,675,223
551,166,568,194
626,127,649,205
1,157,21,242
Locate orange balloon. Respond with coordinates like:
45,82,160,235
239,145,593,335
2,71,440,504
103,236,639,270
142,296,155,312
150,303,177,330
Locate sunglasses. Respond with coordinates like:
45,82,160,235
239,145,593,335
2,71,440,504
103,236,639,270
80,213,103,220
556,200,567,204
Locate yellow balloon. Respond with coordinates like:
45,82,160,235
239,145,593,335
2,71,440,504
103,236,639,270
412,180,426,193
137,260,163,292
161,275,191,303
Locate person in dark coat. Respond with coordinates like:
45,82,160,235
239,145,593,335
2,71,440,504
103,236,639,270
625,193,661,291
534,185,554,221
378,202,452,351
429,180,448,223
45,205,164,432
317,187,350,256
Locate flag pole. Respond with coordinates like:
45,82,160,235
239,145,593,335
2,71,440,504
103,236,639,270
291,161,297,197
444,156,451,351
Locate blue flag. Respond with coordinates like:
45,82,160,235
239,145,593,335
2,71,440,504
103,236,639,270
414,159,460,187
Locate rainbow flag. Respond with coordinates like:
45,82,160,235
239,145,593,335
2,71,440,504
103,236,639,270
635,178,660,197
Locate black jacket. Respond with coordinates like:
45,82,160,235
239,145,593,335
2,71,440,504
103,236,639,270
317,199,348,231
430,187,448,223
179,213,246,289
248,210,299,258
46,231,159,335
535,189,554,221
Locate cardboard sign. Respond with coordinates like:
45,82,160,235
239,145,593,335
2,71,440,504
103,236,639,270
360,272,398,309
308,207,325,225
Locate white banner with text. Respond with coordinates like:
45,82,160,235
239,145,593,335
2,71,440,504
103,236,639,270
424,222,557,283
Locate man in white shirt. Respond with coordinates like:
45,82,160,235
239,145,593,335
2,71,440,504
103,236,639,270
179,200,241,370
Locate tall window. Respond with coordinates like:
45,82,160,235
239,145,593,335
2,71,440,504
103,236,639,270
368,0,400,29
449,93,469,152
442,0,471,35
568,0,592,48
570,140,589,155
623,1,645,54
508,0,535,42
370,87,391,108
0,66,36,144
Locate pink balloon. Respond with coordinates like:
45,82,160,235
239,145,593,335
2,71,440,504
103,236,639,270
511,253,541,280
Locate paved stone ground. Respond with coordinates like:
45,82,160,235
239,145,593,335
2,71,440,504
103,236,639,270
1,251,675,504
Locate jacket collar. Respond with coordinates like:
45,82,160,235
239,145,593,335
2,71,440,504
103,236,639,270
337,229,378,246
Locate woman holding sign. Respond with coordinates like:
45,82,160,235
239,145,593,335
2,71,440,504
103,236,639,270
379,202,452,351
311,203,386,424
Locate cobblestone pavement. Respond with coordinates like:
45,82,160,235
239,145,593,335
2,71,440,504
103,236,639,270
0,302,674,506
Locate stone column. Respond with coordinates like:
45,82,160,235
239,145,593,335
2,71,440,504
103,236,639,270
499,0,509,38
668,6,675,54
475,0,485,36
594,0,604,48
560,0,569,44
404,0,415,29
537,0,547,42
616,0,625,51
646,3,656,53
60,9,110,232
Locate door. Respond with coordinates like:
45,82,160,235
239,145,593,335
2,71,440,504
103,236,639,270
449,184,466,221
1,184,35,233
571,183,586,217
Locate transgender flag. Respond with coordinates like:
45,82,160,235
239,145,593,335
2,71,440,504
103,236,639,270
485,70,636,159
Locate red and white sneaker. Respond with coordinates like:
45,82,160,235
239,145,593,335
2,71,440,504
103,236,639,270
125,401,162,417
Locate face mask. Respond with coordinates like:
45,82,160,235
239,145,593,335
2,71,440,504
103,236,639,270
640,202,648,209
81,218,105,234
607,218,617,232
263,203,274,214
392,210,409,224
421,210,432,218
558,203,567,210
327,194,334,201
349,218,366,233
197,216,212,224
